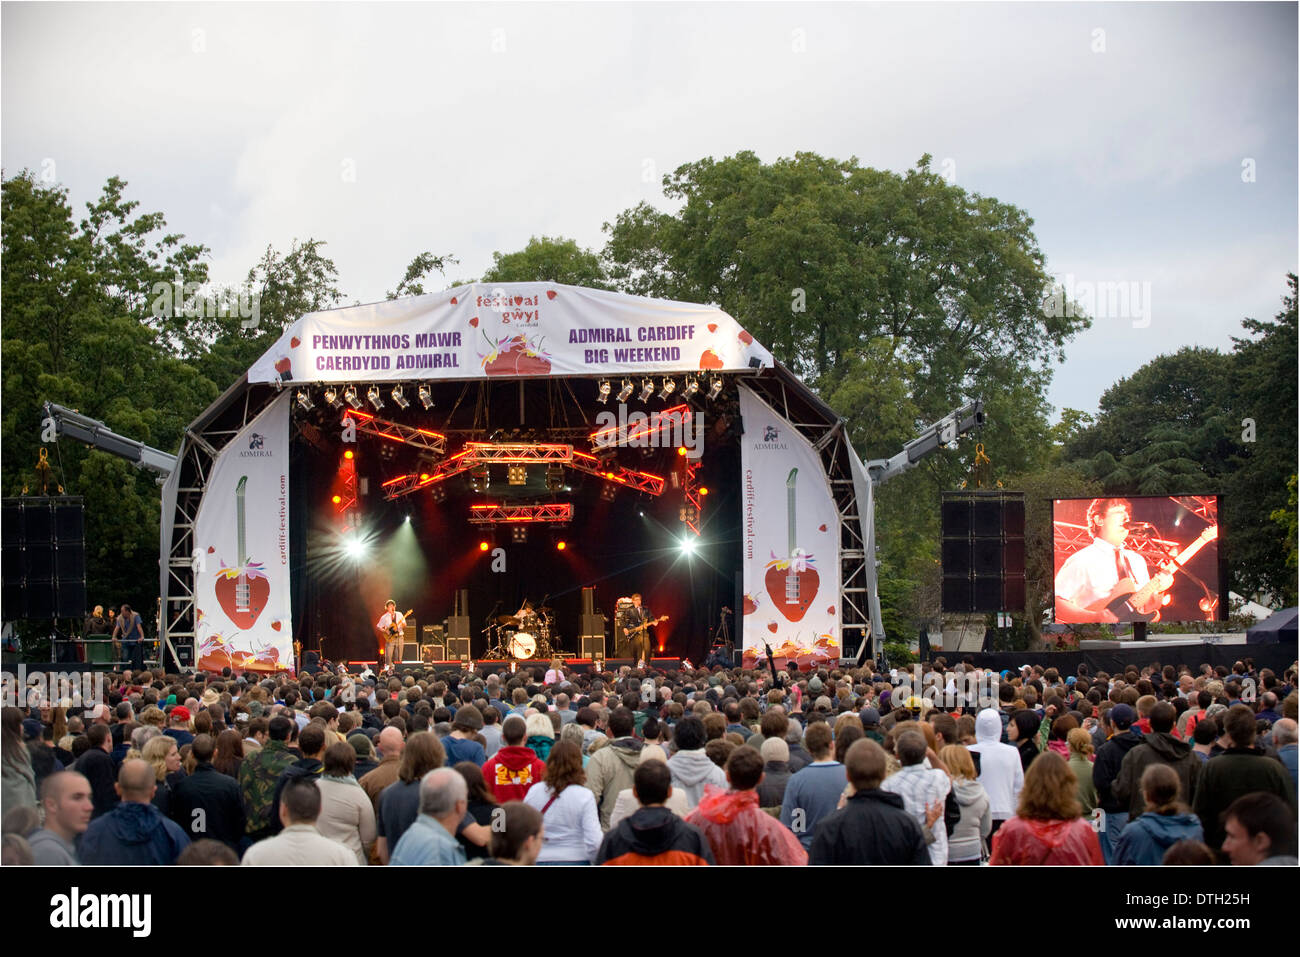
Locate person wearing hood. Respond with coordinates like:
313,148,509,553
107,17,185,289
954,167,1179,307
809,738,930,865
608,745,689,829
80,759,191,865
598,759,714,865
1112,701,1200,819
756,737,792,811
1112,764,1204,866
270,723,327,834
1092,703,1145,863
989,751,1103,866
525,711,556,763
314,742,377,865
668,714,727,808
585,707,644,830
968,709,1024,838
483,716,547,803
940,745,991,864
1007,710,1042,773
686,746,807,865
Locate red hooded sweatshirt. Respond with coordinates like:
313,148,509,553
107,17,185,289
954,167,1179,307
483,745,546,803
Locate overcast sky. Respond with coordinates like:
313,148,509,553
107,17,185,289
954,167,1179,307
3,1,1296,417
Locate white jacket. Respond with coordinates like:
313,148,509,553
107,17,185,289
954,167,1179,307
668,749,727,810
968,709,1024,820
523,782,602,863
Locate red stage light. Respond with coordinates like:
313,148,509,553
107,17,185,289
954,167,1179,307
331,495,342,505
699,487,709,496
479,541,490,552
677,446,687,456
556,541,566,551
344,450,354,460
420,474,430,481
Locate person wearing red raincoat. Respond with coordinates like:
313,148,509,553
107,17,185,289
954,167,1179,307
990,751,1104,866
685,748,807,866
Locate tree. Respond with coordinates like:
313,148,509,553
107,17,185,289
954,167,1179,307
386,251,458,300
479,236,613,288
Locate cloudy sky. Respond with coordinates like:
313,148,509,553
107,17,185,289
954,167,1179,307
3,1,1295,417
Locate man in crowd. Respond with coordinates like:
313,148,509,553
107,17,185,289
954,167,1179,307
240,715,296,842
241,778,358,866
1220,792,1298,866
586,707,644,829
881,730,951,866
74,723,119,819
667,715,726,811
1113,700,1200,817
28,771,93,865
172,733,246,852
359,726,405,808
482,715,546,802
1273,717,1297,786
389,768,469,866
270,722,326,832
810,739,930,865
968,709,1022,839
443,703,487,766
686,746,807,865
597,760,714,865
1092,702,1144,862
80,759,191,865
779,722,843,852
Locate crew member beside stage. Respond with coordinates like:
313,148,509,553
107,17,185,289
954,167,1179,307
1054,498,1171,624
375,601,406,672
622,593,654,666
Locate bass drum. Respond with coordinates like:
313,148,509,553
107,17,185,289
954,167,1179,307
508,632,537,659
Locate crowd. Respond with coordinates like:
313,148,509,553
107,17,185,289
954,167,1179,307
2,653,1296,867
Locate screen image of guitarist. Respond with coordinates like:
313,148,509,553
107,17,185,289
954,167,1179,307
1052,495,1221,624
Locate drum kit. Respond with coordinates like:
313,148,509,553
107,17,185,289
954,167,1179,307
485,607,556,660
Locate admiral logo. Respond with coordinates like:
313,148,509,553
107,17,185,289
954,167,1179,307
50,888,151,937
754,424,789,451
240,433,272,457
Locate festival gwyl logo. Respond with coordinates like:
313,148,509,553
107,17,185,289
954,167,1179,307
472,288,554,376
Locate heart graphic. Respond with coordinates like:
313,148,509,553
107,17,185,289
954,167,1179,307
546,290,557,300
469,316,479,327
818,524,827,532
274,357,292,375
271,621,282,632
514,296,524,306
290,336,301,348
207,546,215,554
699,348,723,370
765,565,820,622
767,621,779,633
827,606,835,615
707,323,717,333
738,330,753,345
450,296,458,305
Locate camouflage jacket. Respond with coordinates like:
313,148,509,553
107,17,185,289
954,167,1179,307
240,739,296,833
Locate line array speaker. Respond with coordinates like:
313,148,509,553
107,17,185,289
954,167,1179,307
940,491,1025,613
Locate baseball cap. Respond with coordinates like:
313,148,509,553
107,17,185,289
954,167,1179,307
22,718,42,741
171,706,191,722
1110,703,1136,729
861,707,881,727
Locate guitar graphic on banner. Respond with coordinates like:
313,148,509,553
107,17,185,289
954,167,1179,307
216,476,270,629
764,468,818,621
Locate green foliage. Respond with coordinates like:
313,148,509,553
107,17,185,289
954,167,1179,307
881,640,917,668
386,251,458,300
1269,474,1298,580
480,236,613,289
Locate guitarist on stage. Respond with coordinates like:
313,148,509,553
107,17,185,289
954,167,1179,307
621,593,667,666
1055,498,1172,624
375,600,407,673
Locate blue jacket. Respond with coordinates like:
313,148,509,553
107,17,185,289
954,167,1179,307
1112,811,1203,866
80,801,191,865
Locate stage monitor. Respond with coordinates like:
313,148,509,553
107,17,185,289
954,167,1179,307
1051,495,1223,625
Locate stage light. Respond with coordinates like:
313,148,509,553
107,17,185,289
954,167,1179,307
680,536,696,555
707,376,723,401
431,486,447,504
343,385,362,409
296,390,315,411
639,510,645,517
638,378,655,403
331,495,342,505
600,484,618,503
507,465,527,486
479,541,490,552
470,465,490,493
682,375,699,399
546,464,565,491
323,386,343,409
391,385,410,409
699,487,709,496
418,384,434,410
344,450,354,460
660,377,676,400
556,540,566,551
617,379,634,403
597,380,612,404
512,526,528,544
346,537,367,560
404,514,411,523
677,446,687,457
367,385,384,411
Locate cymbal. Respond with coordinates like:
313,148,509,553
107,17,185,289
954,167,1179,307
537,606,553,615
497,615,522,626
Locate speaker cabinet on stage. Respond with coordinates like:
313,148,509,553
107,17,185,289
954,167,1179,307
401,641,421,661
446,638,471,662
941,491,1025,613
581,636,605,658
421,624,445,662
2,497,86,621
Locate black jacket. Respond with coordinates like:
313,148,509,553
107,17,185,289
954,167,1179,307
1016,739,1039,773
596,806,715,865
171,762,247,851
1093,729,1145,813
786,743,814,774
269,757,324,834
756,760,792,808
75,747,119,818
809,789,931,865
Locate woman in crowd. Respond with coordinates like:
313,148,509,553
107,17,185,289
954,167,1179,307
522,740,601,865
1007,710,1042,772
1,708,37,813
142,734,182,817
212,729,245,779
1112,764,1204,866
1066,727,1098,816
315,742,377,865
989,751,1103,865
525,712,556,762
453,761,498,861
941,744,991,864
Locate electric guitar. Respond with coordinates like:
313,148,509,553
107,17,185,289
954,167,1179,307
1086,525,1218,622
764,468,818,621
380,609,414,639
215,476,270,629
623,615,669,640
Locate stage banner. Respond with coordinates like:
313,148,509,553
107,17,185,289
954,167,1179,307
193,392,292,673
738,385,840,668
248,282,772,385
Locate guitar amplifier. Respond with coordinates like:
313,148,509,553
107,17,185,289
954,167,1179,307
445,638,471,662
421,644,445,663
581,636,606,659
401,640,420,661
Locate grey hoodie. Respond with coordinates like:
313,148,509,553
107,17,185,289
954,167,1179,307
948,778,992,862
586,737,643,830
668,748,728,810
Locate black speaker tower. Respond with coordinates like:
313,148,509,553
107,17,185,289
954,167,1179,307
941,491,1025,613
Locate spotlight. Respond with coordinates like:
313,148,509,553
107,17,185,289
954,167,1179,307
418,384,434,410
344,450,354,461
346,537,367,560
404,514,411,523
507,465,527,486
331,495,342,505
639,378,655,403
600,484,618,503
511,526,528,544
343,385,362,409
470,466,490,493
391,385,410,409
479,541,490,552
597,380,612,404
296,389,315,411
546,464,565,491
680,536,696,555
555,540,567,551
367,385,384,411
660,377,676,400
706,376,723,401
682,375,699,399
699,487,709,496
324,386,343,409
431,486,447,504
617,378,634,403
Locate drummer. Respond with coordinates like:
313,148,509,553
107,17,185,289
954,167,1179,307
515,599,537,624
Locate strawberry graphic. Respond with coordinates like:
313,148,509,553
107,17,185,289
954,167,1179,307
274,357,292,379
738,330,753,345
290,336,301,348
699,348,723,370
766,620,779,634
742,593,759,615
450,296,458,305
469,316,479,327
707,323,718,333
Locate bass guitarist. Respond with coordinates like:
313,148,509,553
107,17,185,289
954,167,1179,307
375,600,407,672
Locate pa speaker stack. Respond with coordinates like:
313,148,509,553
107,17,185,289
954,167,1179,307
2,497,86,620
579,586,605,659
940,491,1025,613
